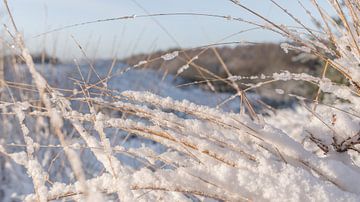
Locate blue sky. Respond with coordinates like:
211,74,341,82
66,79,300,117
1,0,332,60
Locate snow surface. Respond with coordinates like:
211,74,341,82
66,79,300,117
0,60,359,201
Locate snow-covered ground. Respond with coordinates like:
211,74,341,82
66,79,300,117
35,60,256,111
1,60,360,201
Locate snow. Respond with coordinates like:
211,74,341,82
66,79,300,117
161,51,179,61
0,54,359,201
275,88,284,94
177,64,189,74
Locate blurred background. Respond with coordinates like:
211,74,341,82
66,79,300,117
0,0,338,107
1,0,331,60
